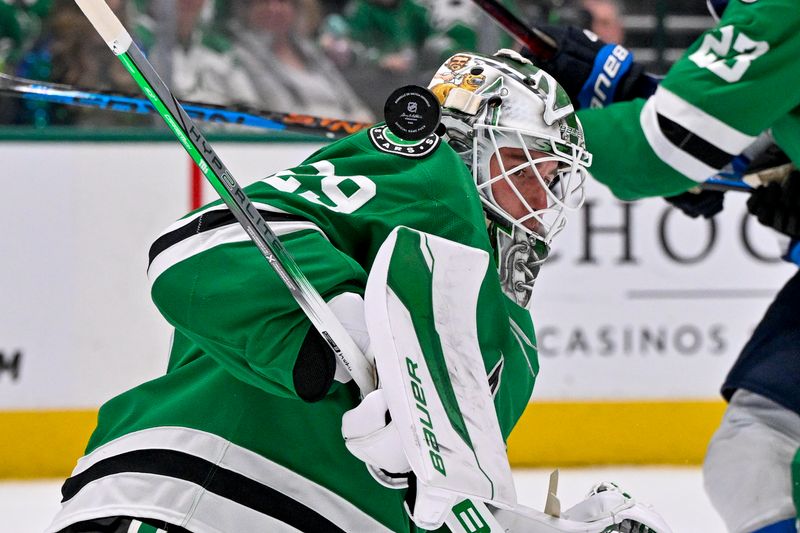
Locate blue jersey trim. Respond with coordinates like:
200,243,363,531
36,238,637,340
785,239,800,267
750,518,797,533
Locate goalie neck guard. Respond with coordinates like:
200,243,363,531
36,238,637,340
429,50,592,307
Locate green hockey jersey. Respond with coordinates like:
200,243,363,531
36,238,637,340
578,0,800,200
47,126,539,533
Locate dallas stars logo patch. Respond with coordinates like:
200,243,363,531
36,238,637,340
368,126,441,159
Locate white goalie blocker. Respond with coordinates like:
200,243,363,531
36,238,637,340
363,227,674,533
364,226,517,530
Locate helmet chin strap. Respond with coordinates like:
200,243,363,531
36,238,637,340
490,221,549,310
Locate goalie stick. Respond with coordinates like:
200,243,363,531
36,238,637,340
7,68,786,192
470,0,559,60
468,0,660,91
0,72,371,139
74,0,376,394
6,73,777,194
3,65,785,194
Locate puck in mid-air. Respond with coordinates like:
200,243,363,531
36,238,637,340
383,85,442,141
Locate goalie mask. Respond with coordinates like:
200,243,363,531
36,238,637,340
429,50,592,308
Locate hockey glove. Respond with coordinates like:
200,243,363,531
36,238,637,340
747,175,800,239
326,292,374,384
747,174,800,265
334,291,412,488
562,482,673,532
664,189,725,219
341,388,411,489
521,25,654,109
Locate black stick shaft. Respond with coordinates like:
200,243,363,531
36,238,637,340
75,0,376,394
0,73,371,139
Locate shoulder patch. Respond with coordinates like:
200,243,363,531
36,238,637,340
368,125,441,159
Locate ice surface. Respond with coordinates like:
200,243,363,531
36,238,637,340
1,467,725,532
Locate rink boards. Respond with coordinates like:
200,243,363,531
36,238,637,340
0,132,793,477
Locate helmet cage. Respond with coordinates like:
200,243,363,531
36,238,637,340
472,123,591,244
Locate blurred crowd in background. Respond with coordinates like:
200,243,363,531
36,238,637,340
0,0,709,129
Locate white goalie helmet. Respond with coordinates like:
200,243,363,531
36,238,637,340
429,50,592,307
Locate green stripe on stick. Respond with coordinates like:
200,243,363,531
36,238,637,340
117,53,231,203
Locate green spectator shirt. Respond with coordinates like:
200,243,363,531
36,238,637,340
345,0,433,57
0,0,51,67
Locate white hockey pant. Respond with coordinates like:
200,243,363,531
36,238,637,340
703,389,800,533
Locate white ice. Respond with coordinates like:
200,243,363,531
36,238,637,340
0,467,725,532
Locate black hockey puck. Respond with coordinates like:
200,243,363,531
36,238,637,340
383,85,441,141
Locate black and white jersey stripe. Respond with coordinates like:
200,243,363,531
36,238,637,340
147,203,327,285
640,86,757,182
47,427,394,533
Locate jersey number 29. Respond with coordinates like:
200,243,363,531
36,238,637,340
263,160,377,214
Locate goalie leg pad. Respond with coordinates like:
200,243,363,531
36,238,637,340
364,226,516,530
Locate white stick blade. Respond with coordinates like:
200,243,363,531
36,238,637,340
544,470,561,517
75,0,132,54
